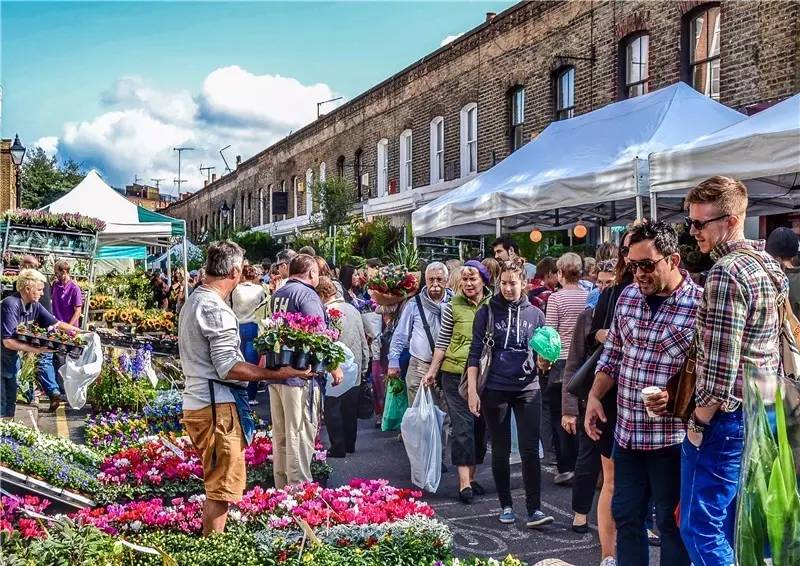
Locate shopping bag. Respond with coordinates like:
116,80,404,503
357,379,375,420
401,386,445,492
381,379,408,431
59,332,104,409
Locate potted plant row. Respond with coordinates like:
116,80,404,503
254,311,345,373
3,209,106,234
15,323,86,358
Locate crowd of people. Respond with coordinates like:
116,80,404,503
177,175,798,565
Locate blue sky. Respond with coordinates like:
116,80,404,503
2,1,513,192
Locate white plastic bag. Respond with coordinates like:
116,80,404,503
325,342,358,397
59,332,104,409
401,386,445,492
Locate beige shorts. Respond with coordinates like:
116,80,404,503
182,403,246,502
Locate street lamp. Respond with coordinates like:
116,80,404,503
10,134,26,208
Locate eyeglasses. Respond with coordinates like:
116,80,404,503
684,214,729,231
598,260,617,273
628,256,668,274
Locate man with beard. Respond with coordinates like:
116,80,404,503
585,221,700,566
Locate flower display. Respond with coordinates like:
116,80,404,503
3,209,106,233
352,297,378,314
0,495,51,539
78,478,434,536
84,410,151,454
0,420,101,468
255,311,344,371
366,264,419,306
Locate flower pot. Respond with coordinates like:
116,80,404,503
15,334,29,343
68,346,84,358
57,344,68,355
292,350,311,370
278,346,294,367
311,356,327,374
30,337,41,346
265,350,281,369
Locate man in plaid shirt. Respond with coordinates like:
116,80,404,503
585,221,699,566
679,177,786,566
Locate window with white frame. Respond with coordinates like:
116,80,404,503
319,162,326,183
687,5,721,100
624,34,650,98
460,103,477,176
510,87,525,151
305,168,313,215
377,139,388,197
429,117,444,184
292,176,299,217
555,67,575,120
399,129,413,191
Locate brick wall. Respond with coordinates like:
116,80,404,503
165,0,800,240
0,140,18,213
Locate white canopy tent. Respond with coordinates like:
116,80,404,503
412,83,745,237
649,94,800,220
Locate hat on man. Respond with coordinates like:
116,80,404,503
766,227,799,259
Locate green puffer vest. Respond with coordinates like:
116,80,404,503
441,289,492,375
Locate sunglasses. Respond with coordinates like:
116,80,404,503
598,260,617,273
684,214,729,231
628,256,668,274
620,246,630,258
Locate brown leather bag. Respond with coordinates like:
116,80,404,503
665,340,697,421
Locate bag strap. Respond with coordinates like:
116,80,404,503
483,305,494,348
415,294,436,353
736,249,785,297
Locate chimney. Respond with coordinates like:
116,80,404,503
211,173,217,182
486,11,496,22
204,180,209,187
235,155,242,167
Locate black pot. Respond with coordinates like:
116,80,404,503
292,350,310,371
311,357,327,374
57,344,68,354
278,346,294,367
45,340,56,349
265,350,280,369
68,345,84,358
30,337,41,346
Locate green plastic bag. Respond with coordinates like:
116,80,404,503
381,377,408,432
529,326,562,362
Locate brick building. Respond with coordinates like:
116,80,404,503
0,139,19,213
163,0,800,241
122,182,176,211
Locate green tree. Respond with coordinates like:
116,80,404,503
311,178,357,231
20,147,86,209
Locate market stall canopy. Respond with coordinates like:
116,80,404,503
649,94,800,215
412,83,745,237
42,170,183,253
147,238,202,267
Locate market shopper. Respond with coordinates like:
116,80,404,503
466,257,553,528
180,241,312,535
545,252,588,485
151,271,170,310
585,221,698,566
231,264,268,406
1,269,81,418
765,226,800,317
270,254,342,488
528,257,558,312
316,276,369,457
423,260,491,504
491,236,520,262
274,249,296,291
169,268,186,313
680,177,786,566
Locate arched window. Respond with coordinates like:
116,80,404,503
399,129,413,191
429,117,444,184
555,67,575,120
319,162,326,183
305,168,314,215
336,156,345,180
622,33,649,98
685,4,721,100
376,139,389,197
509,87,525,151
267,183,274,223
240,194,245,225
354,149,363,200
459,103,477,176
292,176,299,217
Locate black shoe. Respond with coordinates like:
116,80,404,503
572,522,589,534
458,487,474,504
470,481,486,496
326,450,346,459
47,397,61,413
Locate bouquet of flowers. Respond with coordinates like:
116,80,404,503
352,297,378,314
366,264,419,306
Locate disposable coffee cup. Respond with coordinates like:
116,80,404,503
641,386,662,418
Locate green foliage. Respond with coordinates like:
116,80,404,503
351,217,402,262
94,270,155,309
388,242,420,271
231,230,282,264
6,519,125,566
312,178,357,231
87,362,157,413
19,147,86,210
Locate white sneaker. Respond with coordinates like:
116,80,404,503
600,557,617,566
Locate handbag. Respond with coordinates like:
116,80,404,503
567,287,618,398
665,340,698,421
459,306,494,400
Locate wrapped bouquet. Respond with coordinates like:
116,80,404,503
366,264,419,306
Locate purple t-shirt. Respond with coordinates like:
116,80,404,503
51,279,83,323
1,294,57,373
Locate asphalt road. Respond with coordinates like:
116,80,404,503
26,396,662,566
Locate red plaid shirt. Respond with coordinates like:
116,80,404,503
596,273,702,450
528,279,553,312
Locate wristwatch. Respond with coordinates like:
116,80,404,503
687,413,706,434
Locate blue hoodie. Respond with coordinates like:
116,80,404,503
467,293,545,392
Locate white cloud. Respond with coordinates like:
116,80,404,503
43,68,340,193
34,136,59,158
440,32,464,47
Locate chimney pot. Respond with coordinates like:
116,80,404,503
204,180,208,187
486,11,496,22
236,155,242,166
211,173,217,182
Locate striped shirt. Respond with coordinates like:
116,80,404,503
436,302,456,350
695,240,786,411
596,274,702,450
545,288,589,360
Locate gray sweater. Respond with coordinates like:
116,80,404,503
180,286,246,410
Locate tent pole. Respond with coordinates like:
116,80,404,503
166,244,172,285
650,192,658,221
635,196,644,220
495,218,502,237
182,223,189,302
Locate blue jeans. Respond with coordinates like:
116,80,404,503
36,353,62,397
239,323,263,401
1,359,20,418
680,410,743,566
612,442,689,566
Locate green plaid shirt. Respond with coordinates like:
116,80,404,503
695,239,787,411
